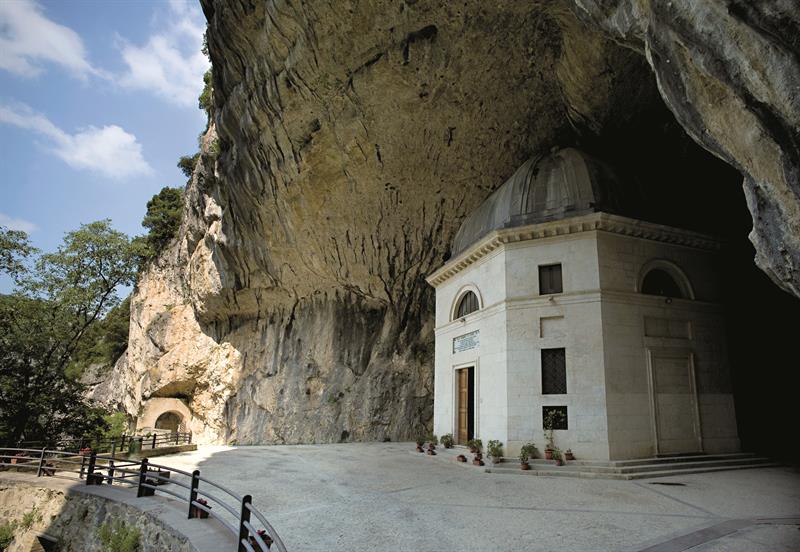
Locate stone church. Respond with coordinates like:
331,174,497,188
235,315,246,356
427,148,740,460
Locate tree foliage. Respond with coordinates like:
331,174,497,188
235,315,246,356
198,68,213,114
65,296,130,380
134,186,184,264
0,222,138,445
177,153,199,178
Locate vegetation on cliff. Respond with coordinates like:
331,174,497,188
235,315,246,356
0,222,138,445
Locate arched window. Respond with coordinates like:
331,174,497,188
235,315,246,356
641,268,686,299
455,290,479,318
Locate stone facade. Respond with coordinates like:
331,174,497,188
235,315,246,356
428,212,740,460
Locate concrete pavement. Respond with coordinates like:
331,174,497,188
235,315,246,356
153,442,800,552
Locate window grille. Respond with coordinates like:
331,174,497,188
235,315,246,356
539,263,563,295
456,291,479,318
543,406,568,430
541,348,567,394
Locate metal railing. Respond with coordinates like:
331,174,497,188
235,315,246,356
0,447,286,552
17,432,193,454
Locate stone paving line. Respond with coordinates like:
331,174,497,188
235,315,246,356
152,443,800,552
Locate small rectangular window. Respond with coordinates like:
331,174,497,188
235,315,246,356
539,263,563,295
543,406,568,430
541,348,567,394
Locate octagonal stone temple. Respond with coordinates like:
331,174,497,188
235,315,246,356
427,148,740,460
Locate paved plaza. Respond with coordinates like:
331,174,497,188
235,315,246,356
154,442,800,552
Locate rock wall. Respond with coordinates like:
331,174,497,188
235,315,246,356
572,0,800,296
103,0,799,444
0,480,191,552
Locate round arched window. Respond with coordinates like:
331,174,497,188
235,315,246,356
641,268,686,299
455,291,479,318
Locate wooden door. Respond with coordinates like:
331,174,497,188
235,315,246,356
651,353,700,454
457,368,469,444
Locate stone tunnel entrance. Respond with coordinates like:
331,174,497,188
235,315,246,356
155,411,183,432
137,398,192,435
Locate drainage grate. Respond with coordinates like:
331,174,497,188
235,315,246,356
650,482,686,486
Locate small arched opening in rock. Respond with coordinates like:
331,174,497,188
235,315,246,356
155,411,184,433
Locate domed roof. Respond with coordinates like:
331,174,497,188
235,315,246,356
452,148,632,255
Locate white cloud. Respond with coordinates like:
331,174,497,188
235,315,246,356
0,213,37,233
0,102,152,180
0,0,99,79
117,1,210,108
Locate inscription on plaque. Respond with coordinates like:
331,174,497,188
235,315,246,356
453,330,479,353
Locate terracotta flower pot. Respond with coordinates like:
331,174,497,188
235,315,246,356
565,452,575,461
555,459,564,466
415,445,424,453
473,452,483,460
520,462,531,471
426,449,436,456
472,458,485,466
545,449,553,460
249,533,273,549
190,504,209,518
456,454,467,462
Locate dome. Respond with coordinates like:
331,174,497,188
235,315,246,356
452,148,632,255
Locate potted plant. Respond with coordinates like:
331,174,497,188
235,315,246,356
415,436,425,453
426,433,438,452
552,448,565,466
543,409,563,459
565,449,575,461
519,442,536,470
190,498,210,519
466,438,482,456
440,434,454,449
456,454,467,463
249,529,273,549
487,440,503,464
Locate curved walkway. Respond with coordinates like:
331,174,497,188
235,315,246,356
153,442,800,552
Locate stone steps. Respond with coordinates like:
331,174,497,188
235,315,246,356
428,448,780,480
483,453,779,480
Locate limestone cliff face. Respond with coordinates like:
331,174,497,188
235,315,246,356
108,0,799,444
572,0,800,296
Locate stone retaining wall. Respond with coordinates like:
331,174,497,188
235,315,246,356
0,478,193,552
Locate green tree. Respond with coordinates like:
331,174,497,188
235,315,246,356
198,69,213,114
177,153,199,178
0,221,138,445
65,296,131,380
137,186,184,263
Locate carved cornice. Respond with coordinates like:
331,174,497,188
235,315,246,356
426,212,721,286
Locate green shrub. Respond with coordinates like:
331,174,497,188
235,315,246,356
440,434,454,448
466,438,482,452
198,69,213,114
487,439,503,459
20,508,40,531
0,521,16,550
519,442,537,464
98,521,140,552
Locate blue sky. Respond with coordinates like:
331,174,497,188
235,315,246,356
0,0,209,291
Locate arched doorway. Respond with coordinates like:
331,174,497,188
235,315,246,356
154,411,183,432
